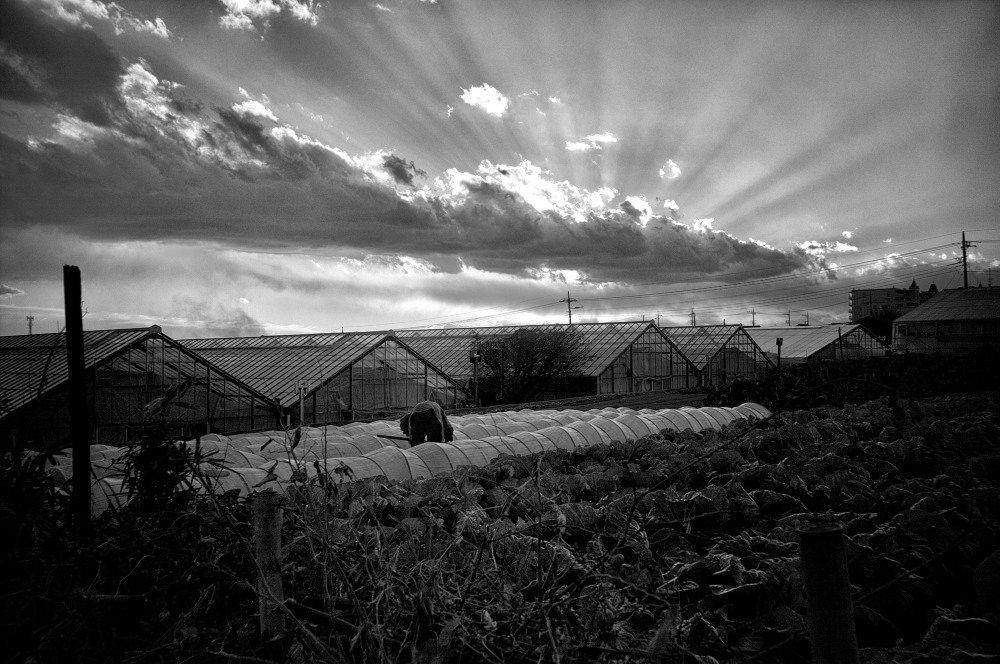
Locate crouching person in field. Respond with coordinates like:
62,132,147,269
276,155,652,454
400,401,454,446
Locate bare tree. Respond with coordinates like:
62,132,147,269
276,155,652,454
477,328,590,404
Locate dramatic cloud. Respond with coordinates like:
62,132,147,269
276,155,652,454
0,9,837,319
20,0,172,38
460,83,510,117
2,87,813,285
659,159,681,180
218,0,320,31
0,0,127,125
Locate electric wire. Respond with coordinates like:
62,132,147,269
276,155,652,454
338,231,996,331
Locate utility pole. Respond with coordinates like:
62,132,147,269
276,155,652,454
961,232,977,289
559,291,581,324
786,310,792,326
962,232,969,288
690,309,696,326
26,315,34,334
750,308,755,326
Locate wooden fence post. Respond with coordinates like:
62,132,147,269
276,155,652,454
253,491,285,639
797,521,859,664
64,265,91,535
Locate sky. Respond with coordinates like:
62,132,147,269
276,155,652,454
1,0,998,338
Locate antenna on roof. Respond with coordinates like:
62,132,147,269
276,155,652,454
26,315,34,335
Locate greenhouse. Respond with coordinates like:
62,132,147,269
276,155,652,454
892,287,1000,355
0,326,278,451
659,324,774,385
745,325,889,364
397,321,700,400
179,332,470,425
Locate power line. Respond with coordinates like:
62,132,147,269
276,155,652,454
574,261,960,324
574,242,957,305
342,232,994,331
558,291,582,324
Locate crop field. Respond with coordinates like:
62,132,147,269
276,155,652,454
53,402,750,515
4,392,999,663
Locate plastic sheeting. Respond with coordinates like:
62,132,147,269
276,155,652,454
62,402,770,514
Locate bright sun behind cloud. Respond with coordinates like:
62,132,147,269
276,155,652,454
0,0,997,336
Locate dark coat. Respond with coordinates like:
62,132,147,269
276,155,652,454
400,401,454,445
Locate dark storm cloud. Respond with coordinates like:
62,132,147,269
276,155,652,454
0,47,814,287
0,0,125,126
0,121,813,285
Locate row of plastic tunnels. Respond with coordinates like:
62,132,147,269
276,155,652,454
43,402,771,515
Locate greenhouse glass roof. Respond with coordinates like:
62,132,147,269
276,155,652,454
180,333,460,407
0,327,161,416
397,321,685,379
894,287,1000,323
660,325,750,370
744,325,884,359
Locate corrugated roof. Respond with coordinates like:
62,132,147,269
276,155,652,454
180,333,391,407
659,325,746,371
894,287,1000,323
397,321,685,378
744,325,883,359
0,327,159,416
180,333,463,407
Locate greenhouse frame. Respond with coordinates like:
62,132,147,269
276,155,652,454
659,324,774,385
745,325,889,364
892,287,1000,355
0,326,279,451
179,332,470,425
397,321,700,399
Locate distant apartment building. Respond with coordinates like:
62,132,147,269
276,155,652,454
849,280,938,322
